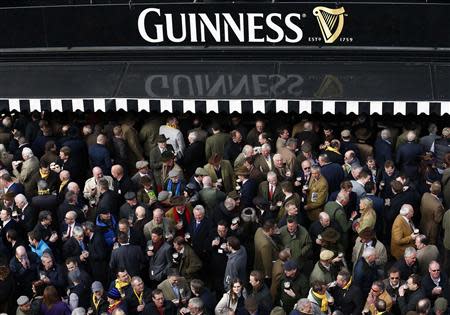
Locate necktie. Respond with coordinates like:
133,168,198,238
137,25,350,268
195,221,201,232
79,241,86,251
269,185,274,201
173,286,180,299
67,225,72,237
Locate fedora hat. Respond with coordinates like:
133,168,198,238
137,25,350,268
170,195,186,206
321,227,341,243
157,134,168,143
235,166,250,177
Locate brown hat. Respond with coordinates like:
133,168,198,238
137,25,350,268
321,227,341,243
235,166,250,177
227,190,240,200
208,153,222,166
170,196,186,206
358,228,375,240
157,134,168,143
161,151,175,162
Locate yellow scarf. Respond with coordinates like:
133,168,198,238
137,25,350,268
38,189,50,195
343,277,352,290
376,312,385,315
312,290,328,312
115,279,130,292
92,294,101,310
133,289,143,305
39,169,49,180
325,146,341,155
59,180,69,192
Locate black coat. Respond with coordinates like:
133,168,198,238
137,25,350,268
398,288,426,315
353,257,378,299
143,300,178,315
240,178,258,208
321,162,345,194
62,237,84,264
9,251,39,297
374,137,393,169
31,194,58,215
21,204,37,233
422,272,450,303
393,258,419,281
188,217,213,260
148,241,172,282
396,142,423,181
125,287,152,315
109,244,146,277
329,283,364,315
181,141,206,179
97,190,121,217
87,231,109,284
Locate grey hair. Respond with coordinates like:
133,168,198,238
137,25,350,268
404,247,417,258
188,297,204,310
22,147,34,159
311,165,321,173
14,193,27,204
286,138,297,147
242,145,253,156
37,179,49,191
68,269,81,284
273,153,282,162
193,205,205,215
261,143,271,151
73,226,84,238
296,298,312,312
336,192,349,203
400,204,412,216
381,129,391,140
267,171,277,180
188,131,199,142
318,212,330,221
362,246,377,259
71,308,86,315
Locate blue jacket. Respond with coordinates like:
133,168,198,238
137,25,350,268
95,215,117,248
30,239,51,257
321,162,345,194
89,143,112,175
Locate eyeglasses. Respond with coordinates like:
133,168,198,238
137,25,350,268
390,277,399,280
431,269,440,272
303,167,311,170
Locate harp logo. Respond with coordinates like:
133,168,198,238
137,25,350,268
313,6,346,44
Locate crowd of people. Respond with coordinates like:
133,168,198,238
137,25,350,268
0,111,448,315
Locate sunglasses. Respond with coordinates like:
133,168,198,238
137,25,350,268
390,277,399,280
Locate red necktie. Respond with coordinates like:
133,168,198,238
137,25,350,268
269,185,274,201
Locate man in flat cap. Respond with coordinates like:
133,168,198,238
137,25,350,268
149,135,175,190
131,160,156,192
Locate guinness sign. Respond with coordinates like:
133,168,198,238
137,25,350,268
313,6,346,44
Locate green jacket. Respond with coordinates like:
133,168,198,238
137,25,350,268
276,272,309,313
205,132,230,161
279,224,312,266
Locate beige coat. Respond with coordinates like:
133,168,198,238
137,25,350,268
420,192,445,244
390,215,414,260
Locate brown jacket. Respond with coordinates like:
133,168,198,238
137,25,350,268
420,192,445,244
254,228,279,278
390,215,414,260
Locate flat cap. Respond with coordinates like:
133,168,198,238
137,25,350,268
136,160,149,169
17,296,29,306
320,249,335,261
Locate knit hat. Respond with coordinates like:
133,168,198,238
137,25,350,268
283,259,298,271
91,281,103,292
107,288,121,300
16,296,29,306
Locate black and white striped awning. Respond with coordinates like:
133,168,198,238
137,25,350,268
0,99,449,115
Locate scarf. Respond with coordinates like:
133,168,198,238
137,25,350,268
108,300,121,313
92,294,101,310
133,289,143,304
311,290,328,312
167,180,182,196
38,189,50,195
343,277,352,290
172,207,191,225
115,279,130,293
59,180,69,192
39,169,49,180
325,146,341,155
376,312,385,315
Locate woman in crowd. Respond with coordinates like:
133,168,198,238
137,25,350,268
215,278,248,315
40,285,71,315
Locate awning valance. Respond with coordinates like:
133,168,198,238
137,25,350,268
1,99,449,115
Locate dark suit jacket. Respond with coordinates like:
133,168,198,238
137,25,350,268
5,182,25,195
109,243,146,277
188,218,213,259
181,141,206,179
422,272,450,303
31,194,58,214
97,190,121,217
188,177,203,192
321,162,345,194
87,231,109,283
396,142,423,180
88,143,112,176
62,237,83,263
240,178,258,208
143,300,177,315
257,181,284,204
374,137,393,169
20,204,37,232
